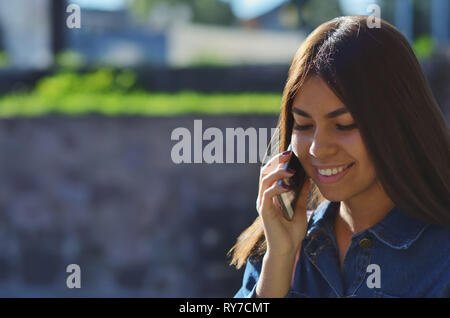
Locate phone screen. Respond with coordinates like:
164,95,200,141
276,145,306,221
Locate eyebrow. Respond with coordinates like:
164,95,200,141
291,106,349,118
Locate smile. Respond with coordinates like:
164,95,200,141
314,162,355,184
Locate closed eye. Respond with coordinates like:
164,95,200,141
336,123,358,130
294,124,358,131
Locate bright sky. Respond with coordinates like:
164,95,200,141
69,0,127,11
227,0,288,19
70,0,380,19
339,0,380,16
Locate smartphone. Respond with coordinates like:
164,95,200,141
276,144,307,221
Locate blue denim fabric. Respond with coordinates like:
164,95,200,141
234,200,450,298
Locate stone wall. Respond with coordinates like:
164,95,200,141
1,109,448,297
0,114,278,297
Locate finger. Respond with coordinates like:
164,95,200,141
260,150,291,174
260,182,291,219
257,150,293,210
258,150,291,200
257,166,295,209
272,195,281,211
261,167,296,193
260,150,292,178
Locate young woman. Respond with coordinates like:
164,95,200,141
228,15,450,298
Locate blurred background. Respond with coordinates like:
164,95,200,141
0,0,448,297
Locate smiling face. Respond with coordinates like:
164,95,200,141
291,75,379,202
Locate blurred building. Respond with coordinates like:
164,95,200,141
0,0,448,69
430,0,449,45
0,0,53,69
167,24,305,67
68,1,305,67
66,8,167,67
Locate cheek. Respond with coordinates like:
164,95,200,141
291,130,372,168
349,134,372,167
290,133,307,157
348,134,378,181
291,133,311,170
342,133,361,159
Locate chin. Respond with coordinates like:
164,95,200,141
316,187,351,203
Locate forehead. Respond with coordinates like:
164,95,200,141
292,75,344,112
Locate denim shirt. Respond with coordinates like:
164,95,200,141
234,200,450,298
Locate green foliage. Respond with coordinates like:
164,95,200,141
129,0,235,25
189,0,235,25
0,51,9,68
35,69,138,98
0,69,280,117
292,0,343,30
0,92,281,117
188,52,232,67
55,51,86,70
413,35,435,60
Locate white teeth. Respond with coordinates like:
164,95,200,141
318,165,348,176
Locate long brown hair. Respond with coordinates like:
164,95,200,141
228,15,450,270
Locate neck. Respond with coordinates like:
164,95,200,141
337,182,395,234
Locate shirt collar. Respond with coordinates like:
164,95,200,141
306,200,430,249
306,200,338,240
367,205,430,249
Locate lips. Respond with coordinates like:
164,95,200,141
317,162,353,175
315,162,355,184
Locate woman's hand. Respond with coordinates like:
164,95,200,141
256,150,312,258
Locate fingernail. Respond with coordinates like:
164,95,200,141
281,183,290,189
286,169,296,174
282,150,291,156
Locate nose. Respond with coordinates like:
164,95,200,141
308,128,338,159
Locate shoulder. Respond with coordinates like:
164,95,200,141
420,223,450,260
415,223,450,295
419,223,450,253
